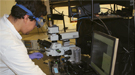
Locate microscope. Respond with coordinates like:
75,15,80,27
37,25,81,75
38,25,81,63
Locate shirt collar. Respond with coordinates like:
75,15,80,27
3,14,22,40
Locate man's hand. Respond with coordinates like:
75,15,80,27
29,52,43,60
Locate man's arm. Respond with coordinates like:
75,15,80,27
1,38,46,75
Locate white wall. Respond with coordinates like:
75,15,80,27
53,6,77,32
0,0,15,17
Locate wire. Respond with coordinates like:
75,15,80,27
100,7,114,14
51,7,69,17
123,47,130,53
78,0,111,35
93,21,105,28
72,13,91,21
72,13,106,30
79,1,134,75
110,4,113,14
80,4,111,34
121,53,133,75
133,1,135,74
119,41,133,75
78,21,82,31
94,15,111,34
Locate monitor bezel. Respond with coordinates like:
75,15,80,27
90,31,119,75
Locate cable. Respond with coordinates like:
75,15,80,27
72,13,102,29
110,4,113,14
80,4,111,35
94,15,111,35
79,0,111,34
100,7,114,14
123,47,130,53
133,1,135,74
127,17,133,75
121,52,133,75
78,0,111,35
51,7,69,17
93,21,106,28
72,13,91,21
119,42,133,75
76,21,82,45
78,1,134,75
72,13,107,30
78,21,82,31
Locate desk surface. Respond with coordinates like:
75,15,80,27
29,50,52,75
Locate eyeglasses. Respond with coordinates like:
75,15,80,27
35,17,46,27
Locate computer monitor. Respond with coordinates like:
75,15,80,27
90,31,119,75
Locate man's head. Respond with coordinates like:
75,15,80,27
9,0,47,34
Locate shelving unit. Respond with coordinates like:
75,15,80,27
48,0,135,75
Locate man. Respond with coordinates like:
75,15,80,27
0,0,47,75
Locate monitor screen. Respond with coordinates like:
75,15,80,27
90,31,119,75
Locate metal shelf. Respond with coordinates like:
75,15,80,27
49,0,133,7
